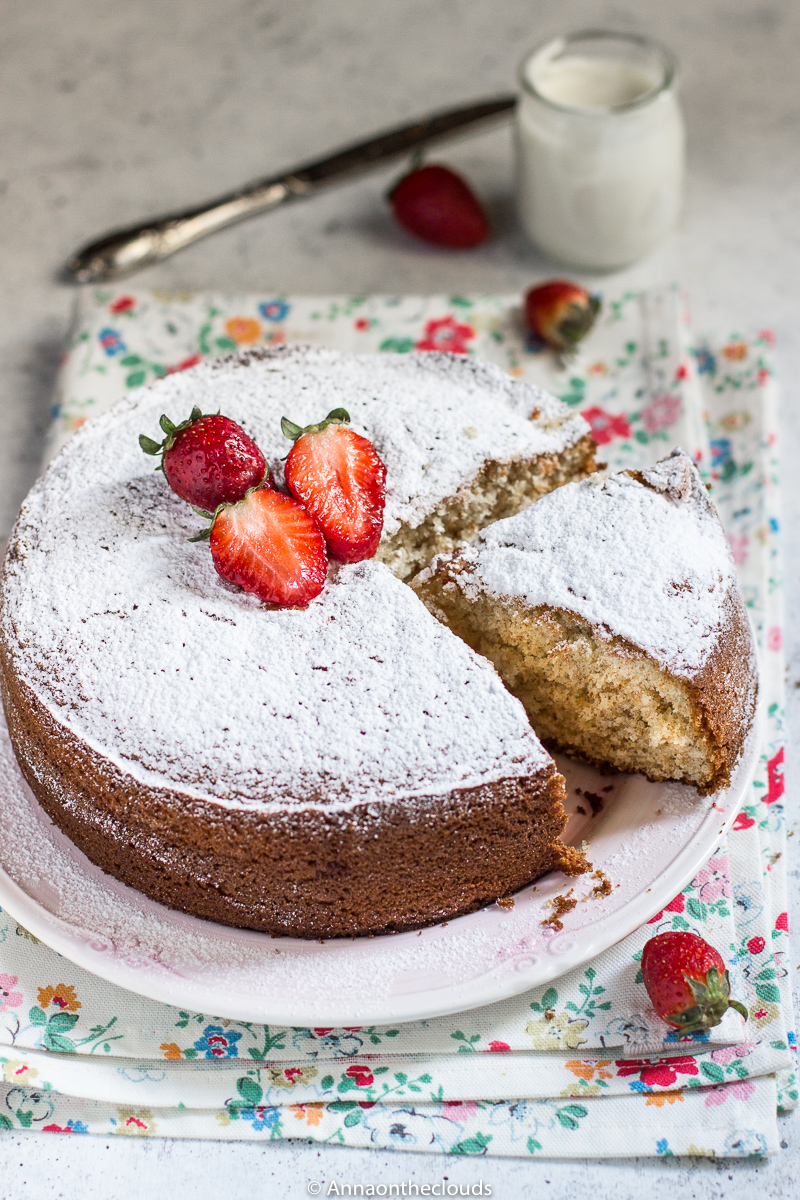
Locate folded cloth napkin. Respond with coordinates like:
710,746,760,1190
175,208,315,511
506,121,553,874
0,288,793,1158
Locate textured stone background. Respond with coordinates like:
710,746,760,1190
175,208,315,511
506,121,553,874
2,1,800,1195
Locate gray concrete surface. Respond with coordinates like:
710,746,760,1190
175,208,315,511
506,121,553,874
1,1,800,1196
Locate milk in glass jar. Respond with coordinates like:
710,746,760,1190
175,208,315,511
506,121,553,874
516,31,685,270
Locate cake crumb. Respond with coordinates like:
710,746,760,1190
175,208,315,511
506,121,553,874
496,896,515,910
542,889,577,931
555,844,591,876
590,869,613,899
575,788,604,816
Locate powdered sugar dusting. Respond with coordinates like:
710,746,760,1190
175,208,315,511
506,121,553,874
1,350,566,813
126,345,588,539
437,451,739,679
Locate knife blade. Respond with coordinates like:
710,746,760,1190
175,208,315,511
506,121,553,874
65,95,516,285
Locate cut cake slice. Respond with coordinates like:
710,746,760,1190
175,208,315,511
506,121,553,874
413,450,758,794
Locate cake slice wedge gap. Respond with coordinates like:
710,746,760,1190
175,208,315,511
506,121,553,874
131,345,596,579
413,450,758,795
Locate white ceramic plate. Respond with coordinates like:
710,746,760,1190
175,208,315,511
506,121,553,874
0,707,760,1027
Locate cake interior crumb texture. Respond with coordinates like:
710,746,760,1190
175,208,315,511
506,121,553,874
413,598,724,789
375,435,595,580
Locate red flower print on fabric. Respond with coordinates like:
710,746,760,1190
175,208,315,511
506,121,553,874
109,296,136,314
580,406,631,446
648,893,685,923
615,1055,699,1088
166,354,202,375
415,316,475,355
344,1065,374,1088
747,936,765,955
765,748,784,805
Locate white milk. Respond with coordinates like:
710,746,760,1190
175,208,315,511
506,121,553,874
515,35,685,270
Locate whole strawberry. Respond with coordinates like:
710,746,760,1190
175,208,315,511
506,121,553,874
282,408,387,563
389,163,490,249
140,407,268,510
525,280,600,352
641,931,748,1034
209,487,327,608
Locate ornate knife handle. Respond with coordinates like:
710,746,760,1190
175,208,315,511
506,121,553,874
65,96,516,284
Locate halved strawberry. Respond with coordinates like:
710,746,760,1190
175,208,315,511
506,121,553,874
140,407,269,510
282,409,386,563
209,487,327,608
525,280,600,352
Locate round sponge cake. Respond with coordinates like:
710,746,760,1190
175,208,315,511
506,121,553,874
0,348,592,937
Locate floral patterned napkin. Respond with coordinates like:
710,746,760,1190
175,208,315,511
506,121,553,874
0,288,792,1158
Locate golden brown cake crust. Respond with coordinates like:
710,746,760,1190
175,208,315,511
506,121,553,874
680,588,757,793
1,661,580,938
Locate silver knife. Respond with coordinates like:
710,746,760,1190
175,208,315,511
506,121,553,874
65,95,516,285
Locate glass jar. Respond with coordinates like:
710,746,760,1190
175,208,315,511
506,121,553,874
515,30,685,270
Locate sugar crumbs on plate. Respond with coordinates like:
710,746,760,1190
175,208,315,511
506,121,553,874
542,889,576,931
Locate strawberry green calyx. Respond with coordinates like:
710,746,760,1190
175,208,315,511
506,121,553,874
668,967,749,1035
525,281,601,353
139,406,205,464
280,408,350,443
641,930,750,1037
554,296,601,350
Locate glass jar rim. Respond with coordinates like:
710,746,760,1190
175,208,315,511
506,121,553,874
519,29,677,116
